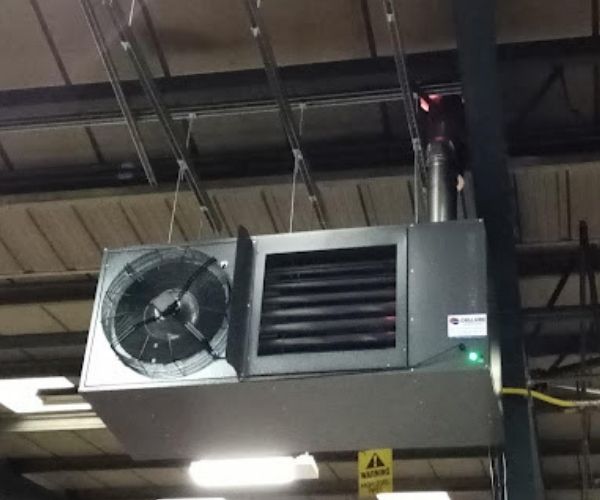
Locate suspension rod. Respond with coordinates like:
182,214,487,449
104,0,223,232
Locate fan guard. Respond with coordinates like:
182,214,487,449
100,247,230,378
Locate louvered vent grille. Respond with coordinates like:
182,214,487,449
258,245,397,355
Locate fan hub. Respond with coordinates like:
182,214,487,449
143,289,199,340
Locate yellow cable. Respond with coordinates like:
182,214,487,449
502,387,581,408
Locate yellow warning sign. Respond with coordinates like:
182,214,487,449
358,448,393,497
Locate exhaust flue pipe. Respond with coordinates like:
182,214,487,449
420,94,464,223
427,141,457,223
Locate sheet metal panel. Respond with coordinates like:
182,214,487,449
86,368,499,460
408,220,489,369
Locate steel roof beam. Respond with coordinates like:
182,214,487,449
0,359,83,379
60,474,594,500
0,332,87,350
73,479,492,499
0,281,96,305
0,413,103,433
11,440,599,474
1,330,593,380
0,132,598,197
0,460,64,500
0,57,457,133
0,138,418,195
1,36,599,135
10,449,487,474
0,306,594,347
0,243,595,305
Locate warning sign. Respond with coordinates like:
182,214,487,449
358,448,393,497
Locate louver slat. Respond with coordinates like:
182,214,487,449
258,245,397,355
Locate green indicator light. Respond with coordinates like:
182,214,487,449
468,351,485,364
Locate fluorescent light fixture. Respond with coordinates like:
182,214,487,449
377,493,451,500
188,454,318,488
0,377,91,414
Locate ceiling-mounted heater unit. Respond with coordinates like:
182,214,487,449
80,220,501,461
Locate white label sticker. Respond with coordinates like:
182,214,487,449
447,313,487,338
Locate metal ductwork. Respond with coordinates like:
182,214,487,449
422,95,465,223
80,222,500,460
427,141,457,222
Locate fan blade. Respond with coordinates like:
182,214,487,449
138,334,151,358
184,321,222,360
178,257,217,300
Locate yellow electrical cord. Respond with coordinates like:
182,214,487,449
502,387,587,408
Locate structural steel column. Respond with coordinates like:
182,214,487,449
451,1,545,498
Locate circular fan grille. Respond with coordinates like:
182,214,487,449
101,247,230,378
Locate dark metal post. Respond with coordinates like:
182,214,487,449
452,1,545,498
578,220,595,497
